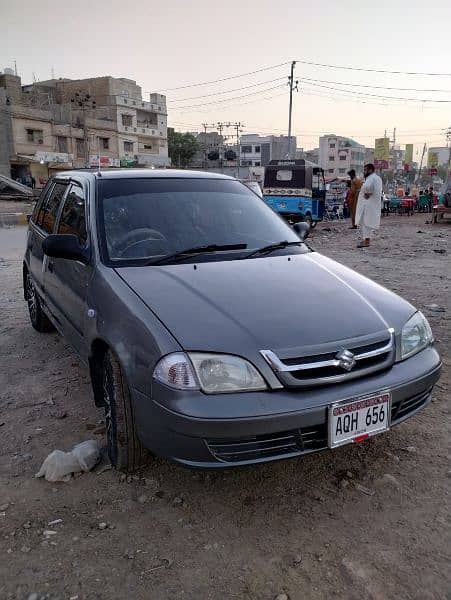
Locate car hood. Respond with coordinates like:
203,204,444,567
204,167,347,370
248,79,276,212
116,252,415,354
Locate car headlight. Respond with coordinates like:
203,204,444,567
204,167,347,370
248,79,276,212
400,312,433,360
153,353,267,394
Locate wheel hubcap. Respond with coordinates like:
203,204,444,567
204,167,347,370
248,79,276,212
103,371,114,454
26,276,37,322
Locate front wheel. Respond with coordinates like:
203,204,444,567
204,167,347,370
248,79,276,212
102,350,149,472
25,273,54,333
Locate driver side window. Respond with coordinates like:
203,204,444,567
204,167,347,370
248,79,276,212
57,184,87,246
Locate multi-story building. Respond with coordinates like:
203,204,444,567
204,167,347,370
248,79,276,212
0,71,169,185
319,134,365,177
239,134,296,167
364,147,375,165
190,131,224,168
296,147,320,165
427,147,449,167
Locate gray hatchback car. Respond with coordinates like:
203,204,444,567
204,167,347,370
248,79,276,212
23,169,441,471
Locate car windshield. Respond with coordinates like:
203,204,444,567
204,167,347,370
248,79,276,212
98,177,307,265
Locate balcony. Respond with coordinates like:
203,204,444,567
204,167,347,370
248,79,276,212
114,95,167,114
118,123,166,138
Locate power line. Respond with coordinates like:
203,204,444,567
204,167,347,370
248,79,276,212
169,77,286,103
173,90,288,115
155,62,289,92
300,80,451,103
298,76,451,94
168,84,286,110
296,59,451,77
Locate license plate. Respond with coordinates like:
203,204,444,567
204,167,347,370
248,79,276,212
328,391,391,448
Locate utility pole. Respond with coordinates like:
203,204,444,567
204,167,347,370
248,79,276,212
202,123,209,169
201,123,216,169
71,92,97,167
225,122,243,177
216,122,226,173
416,142,427,184
233,122,243,178
446,126,451,184
287,61,298,159
391,126,396,172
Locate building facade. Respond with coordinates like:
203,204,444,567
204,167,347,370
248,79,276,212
239,134,296,167
296,147,320,165
0,71,169,185
319,134,365,177
427,147,449,167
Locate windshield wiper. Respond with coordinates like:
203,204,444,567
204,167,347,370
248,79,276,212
147,243,248,265
242,240,302,260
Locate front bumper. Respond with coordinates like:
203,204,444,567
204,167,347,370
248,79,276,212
132,347,441,468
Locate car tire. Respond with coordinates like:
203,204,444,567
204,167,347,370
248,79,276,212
102,350,149,472
25,273,55,333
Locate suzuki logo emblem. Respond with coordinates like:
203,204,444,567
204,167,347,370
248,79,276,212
336,349,356,371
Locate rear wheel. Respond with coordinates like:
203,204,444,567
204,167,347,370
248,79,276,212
25,273,54,333
102,350,149,472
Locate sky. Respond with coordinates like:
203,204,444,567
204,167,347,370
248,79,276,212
1,0,450,156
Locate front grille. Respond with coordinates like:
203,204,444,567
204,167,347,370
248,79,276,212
391,387,432,423
261,330,395,388
206,424,328,463
205,387,432,464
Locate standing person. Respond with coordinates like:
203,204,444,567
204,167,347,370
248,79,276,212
31,175,36,189
347,169,362,229
428,186,434,212
355,163,383,248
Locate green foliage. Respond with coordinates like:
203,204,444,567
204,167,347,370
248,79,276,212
168,129,199,168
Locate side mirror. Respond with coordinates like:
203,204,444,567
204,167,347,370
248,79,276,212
42,234,89,265
292,221,310,240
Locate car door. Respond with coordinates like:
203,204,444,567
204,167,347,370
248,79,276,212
43,181,91,355
27,180,70,299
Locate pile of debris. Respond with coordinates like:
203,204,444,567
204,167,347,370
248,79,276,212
0,174,34,200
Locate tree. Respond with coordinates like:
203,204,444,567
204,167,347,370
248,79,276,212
208,150,220,161
224,149,236,161
167,129,199,168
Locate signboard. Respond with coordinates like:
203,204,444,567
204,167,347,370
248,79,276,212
374,138,390,161
427,151,439,168
374,159,389,170
404,144,413,165
89,155,120,168
36,151,73,164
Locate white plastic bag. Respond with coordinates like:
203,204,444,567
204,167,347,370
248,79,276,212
35,440,101,482
35,450,82,482
71,440,101,472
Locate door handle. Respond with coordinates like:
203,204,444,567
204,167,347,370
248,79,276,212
47,261,54,273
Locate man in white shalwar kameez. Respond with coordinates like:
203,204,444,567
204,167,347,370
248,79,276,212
355,163,383,248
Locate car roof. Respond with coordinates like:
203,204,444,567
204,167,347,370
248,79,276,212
53,168,236,182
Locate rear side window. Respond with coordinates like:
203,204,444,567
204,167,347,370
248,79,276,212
37,182,68,233
57,184,87,246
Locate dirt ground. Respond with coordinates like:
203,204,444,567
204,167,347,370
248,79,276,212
0,214,450,600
